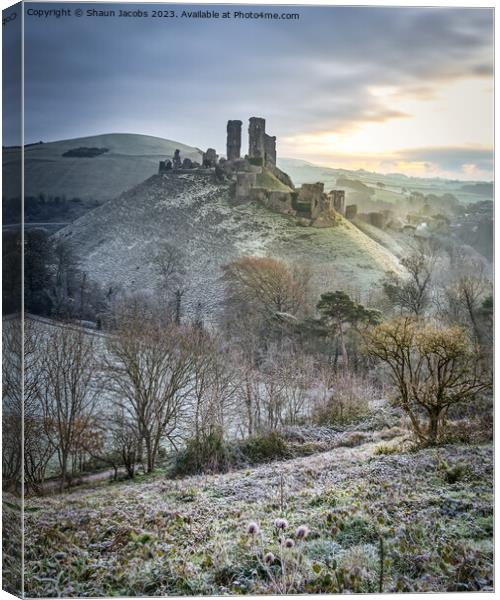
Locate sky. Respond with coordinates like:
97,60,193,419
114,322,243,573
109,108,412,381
11,3,495,180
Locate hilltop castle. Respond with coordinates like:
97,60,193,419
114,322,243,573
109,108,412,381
159,117,346,227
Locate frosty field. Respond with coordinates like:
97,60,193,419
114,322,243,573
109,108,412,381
23,427,493,597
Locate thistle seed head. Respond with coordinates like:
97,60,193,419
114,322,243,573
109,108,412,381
247,522,260,535
296,525,309,539
274,518,288,530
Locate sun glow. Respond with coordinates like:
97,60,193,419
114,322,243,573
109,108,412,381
281,77,493,179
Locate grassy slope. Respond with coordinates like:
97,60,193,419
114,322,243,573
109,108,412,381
256,168,293,192
57,172,404,317
24,440,493,596
3,133,202,201
351,219,416,260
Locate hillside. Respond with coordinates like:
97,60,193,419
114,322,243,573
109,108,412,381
3,133,202,201
4,135,492,207
278,158,494,205
23,437,493,596
57,170,404,317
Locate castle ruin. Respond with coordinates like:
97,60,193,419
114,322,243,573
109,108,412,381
226,120,242,161
158,117,347,227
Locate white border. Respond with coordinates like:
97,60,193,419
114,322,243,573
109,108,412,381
0,2,496,599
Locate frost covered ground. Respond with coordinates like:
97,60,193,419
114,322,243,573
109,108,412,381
58,171,404,319
24,433,493,596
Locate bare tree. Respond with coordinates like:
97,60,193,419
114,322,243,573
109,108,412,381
365,317,490,446
37,325,97,490
47,241,79,318
2,319,23,492
87,407,139,480
382,243,438,317
24,322,54,492
153,242,186,323
3,319,57,494
278,349,314,425
104,313,194,472
183,330,239,470
259,359,287,431
109,409,139,478
222,257,311,342
69,416,104,475
438,258,492,350
235,356,261,437
234,343,314,432
311,366,376,426
190,331,237,439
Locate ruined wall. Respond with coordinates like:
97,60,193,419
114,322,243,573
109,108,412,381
248,188,294,215
159,147,202,174
220,158,262,178
267,190,294,214
235,172,257,202
293,182,325,218
345,204,358,220
298,182,325,201
203,148,218,168
264,134,276,165
330,190,345,215
173,149,182,169
227,120,242,161
249,117,266,159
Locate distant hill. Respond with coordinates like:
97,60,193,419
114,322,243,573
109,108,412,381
2,133,202,201
460,182,494,196
278,158,493,204
57,171,404,319
4,135,491,206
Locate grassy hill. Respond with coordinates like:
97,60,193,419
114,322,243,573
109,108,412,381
57,170,404,319
23,436,492,596
3,133,202,201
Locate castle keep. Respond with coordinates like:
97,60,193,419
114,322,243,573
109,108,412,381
158,117,346,227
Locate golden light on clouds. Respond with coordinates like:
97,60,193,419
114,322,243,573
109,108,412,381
281,77,493,179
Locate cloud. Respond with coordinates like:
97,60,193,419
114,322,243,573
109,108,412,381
282,145,493,181
398,146,493,177
18,4,493,167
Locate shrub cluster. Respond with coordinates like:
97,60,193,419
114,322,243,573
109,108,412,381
62,147,109,158
171,430,291,477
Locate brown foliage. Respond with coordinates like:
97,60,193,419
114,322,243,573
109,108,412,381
222,256,311,326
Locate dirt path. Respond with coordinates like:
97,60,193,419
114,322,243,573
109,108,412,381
40,466,131,494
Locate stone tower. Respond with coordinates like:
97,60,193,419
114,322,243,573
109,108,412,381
264,134,276,165
226,120,242,161
330,190,345,215
248,117,266,159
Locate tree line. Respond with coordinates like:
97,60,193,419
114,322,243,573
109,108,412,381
2,238,492,494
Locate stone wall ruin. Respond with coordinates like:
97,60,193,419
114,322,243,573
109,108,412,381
157,117,346,228
227,120,242,161
248,117,266,160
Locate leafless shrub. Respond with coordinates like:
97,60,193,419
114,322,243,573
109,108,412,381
312,369,377,426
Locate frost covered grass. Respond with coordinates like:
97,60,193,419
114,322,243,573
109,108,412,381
58,171,404,321
24,441,492,596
